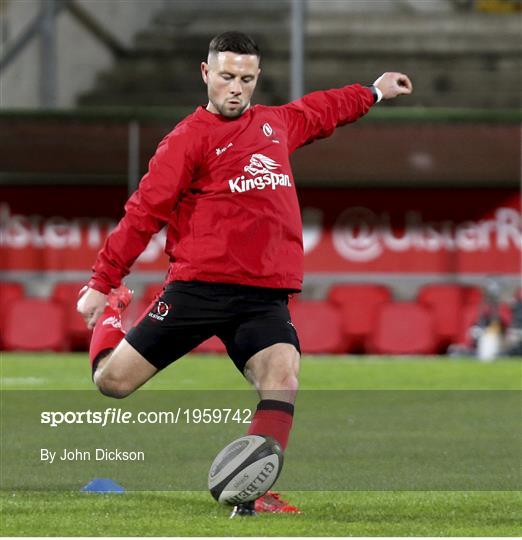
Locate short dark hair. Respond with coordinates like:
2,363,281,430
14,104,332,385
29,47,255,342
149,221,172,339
208,31,260,58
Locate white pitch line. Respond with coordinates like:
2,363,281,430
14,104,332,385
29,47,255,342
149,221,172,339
1,377,47,386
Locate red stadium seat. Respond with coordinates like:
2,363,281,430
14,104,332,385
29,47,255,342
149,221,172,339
0,282,24,348
461,285,483,307
141,283,164,304
195,335,227,353
3,298,66,351
327,284,392,352
369,302,437,355
120,283,165,331
0,282,24,312
122,297,155,332
456,302,513,347
287,293,300,308
52,282,92,350
455,303,480,348
116,283,164,332
500,302,513,327
417,284,469,350
290,300,346,354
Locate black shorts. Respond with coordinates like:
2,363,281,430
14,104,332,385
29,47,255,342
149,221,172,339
125,280,301,373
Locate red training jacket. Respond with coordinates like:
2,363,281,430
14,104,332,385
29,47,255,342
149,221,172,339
89,84,375,294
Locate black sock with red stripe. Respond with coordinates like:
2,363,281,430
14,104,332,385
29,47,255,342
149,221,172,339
247,399,294,451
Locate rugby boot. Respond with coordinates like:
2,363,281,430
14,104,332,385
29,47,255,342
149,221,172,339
78,283,134,314
107,284,134,314
254,491,301,513
85,283,133,376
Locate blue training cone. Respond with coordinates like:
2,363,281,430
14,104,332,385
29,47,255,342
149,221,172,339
81,478,125,493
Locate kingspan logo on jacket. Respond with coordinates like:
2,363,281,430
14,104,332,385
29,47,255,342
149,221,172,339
228,154,292,194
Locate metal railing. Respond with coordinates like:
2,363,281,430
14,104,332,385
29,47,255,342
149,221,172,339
1,107,520,193
0,0,132,108
0,0,307,108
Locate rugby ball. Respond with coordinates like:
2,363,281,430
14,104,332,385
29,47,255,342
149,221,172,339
208,435,283,505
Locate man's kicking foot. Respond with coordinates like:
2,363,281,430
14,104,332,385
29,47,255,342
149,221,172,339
230,491,300,517
255,491,300,513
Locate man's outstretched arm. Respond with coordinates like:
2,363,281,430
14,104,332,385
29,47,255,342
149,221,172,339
77,129,196,328
277,72,413,152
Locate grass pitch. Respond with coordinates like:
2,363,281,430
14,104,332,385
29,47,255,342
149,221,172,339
1,353,521,537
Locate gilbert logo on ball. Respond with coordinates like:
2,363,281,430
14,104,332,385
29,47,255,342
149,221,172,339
208,435,283,505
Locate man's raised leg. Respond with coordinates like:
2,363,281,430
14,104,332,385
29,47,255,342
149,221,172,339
83,284,157,399
94,339,157,399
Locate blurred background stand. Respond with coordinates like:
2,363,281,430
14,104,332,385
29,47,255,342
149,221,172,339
0,0,520,356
